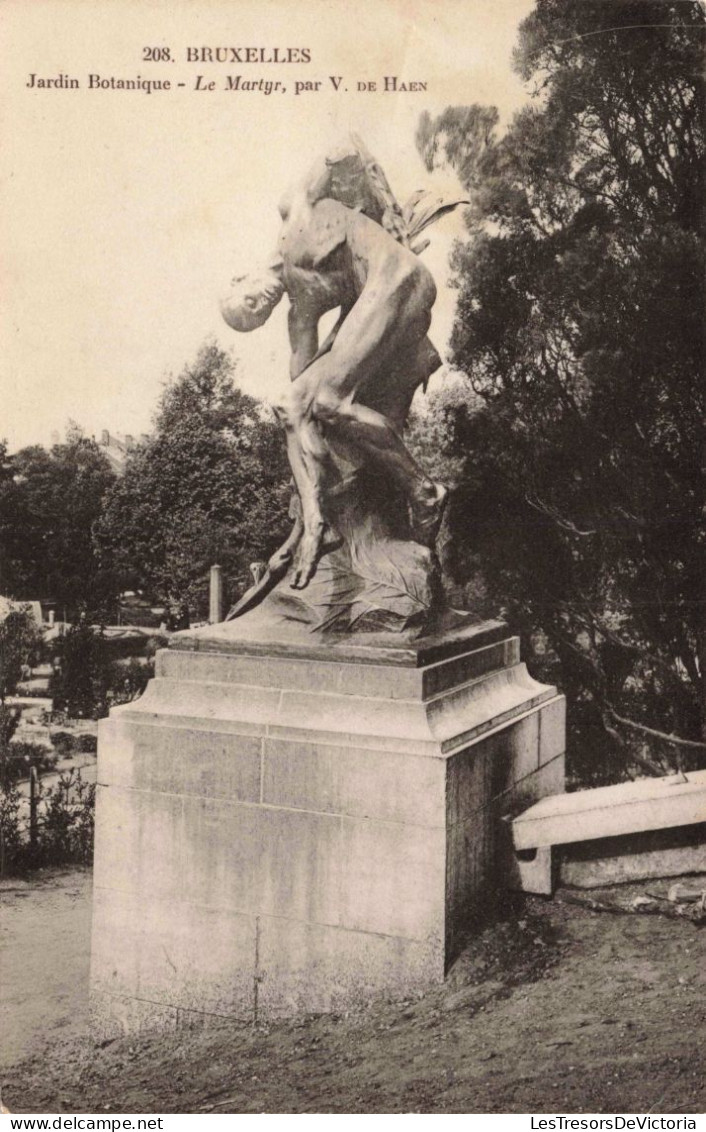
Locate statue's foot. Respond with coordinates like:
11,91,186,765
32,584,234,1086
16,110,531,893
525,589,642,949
410,482,448,547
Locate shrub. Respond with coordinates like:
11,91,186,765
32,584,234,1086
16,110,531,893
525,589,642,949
0,767,96,873
37,769,96,866
108,657,152,706
0,783,22,870
50,623,153,720
50,730,76,754
74,733,98,754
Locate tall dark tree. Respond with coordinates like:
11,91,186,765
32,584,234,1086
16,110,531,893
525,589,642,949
95,343,291,622
0,430,117,617
0,442,16,596
416,105,499,190
0,609,42,702
419,0,705,777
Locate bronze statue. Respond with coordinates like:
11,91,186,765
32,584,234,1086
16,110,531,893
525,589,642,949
221,138,466,634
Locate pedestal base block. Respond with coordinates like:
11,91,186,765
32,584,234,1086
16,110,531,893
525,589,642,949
90,619,565,1037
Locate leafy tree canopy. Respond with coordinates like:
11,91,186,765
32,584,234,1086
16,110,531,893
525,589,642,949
95,342,291,622
0,429,117,617
417,0,705,775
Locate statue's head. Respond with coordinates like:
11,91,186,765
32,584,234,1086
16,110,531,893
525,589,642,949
220,266,285,332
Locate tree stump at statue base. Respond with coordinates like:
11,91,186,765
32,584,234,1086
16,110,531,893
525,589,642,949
90,618,565,1039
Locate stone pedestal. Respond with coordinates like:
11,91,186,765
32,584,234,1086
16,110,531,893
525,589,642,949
90,619,565,1039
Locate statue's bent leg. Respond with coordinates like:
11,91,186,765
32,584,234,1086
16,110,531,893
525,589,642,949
274,387,338,590
316,390,447,544
282,273,447,584
304,289,447,542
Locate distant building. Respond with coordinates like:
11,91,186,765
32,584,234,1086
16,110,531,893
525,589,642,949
97,430,150,476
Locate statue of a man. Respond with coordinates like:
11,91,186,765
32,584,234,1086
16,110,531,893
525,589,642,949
222,140,453,599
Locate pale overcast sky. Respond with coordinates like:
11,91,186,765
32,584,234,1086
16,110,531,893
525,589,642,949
1,0,534,451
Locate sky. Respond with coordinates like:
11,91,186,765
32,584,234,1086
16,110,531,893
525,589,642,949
0,0,534,452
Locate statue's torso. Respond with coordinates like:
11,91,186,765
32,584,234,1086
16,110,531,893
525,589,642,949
282,258,352,319
278,199,373,319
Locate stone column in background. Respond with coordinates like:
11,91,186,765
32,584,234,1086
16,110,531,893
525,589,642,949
209,565,223,624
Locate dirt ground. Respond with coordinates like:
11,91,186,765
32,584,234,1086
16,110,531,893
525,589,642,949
0,871,93,1071
0,868,704,1115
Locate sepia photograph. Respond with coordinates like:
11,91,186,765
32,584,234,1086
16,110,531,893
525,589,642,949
0,0,704,1118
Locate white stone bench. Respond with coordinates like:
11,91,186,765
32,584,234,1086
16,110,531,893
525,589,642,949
510,769,706,894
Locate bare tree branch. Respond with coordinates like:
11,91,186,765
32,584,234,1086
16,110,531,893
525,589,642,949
608,709,706,752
